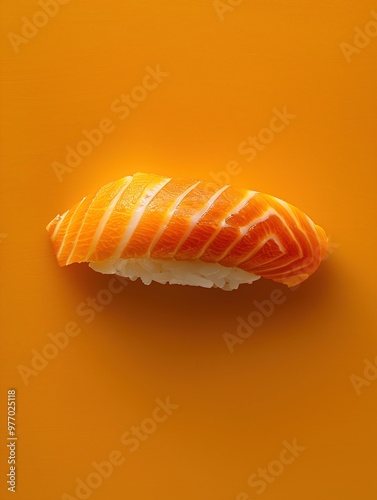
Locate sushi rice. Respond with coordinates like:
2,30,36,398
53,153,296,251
90,257,260,291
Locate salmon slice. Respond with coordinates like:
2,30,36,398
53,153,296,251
46,172,328,287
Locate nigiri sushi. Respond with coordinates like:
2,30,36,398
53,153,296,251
46,172,328,291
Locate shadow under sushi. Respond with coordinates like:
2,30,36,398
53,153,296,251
63,257,338,347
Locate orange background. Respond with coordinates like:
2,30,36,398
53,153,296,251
1,1,377,499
